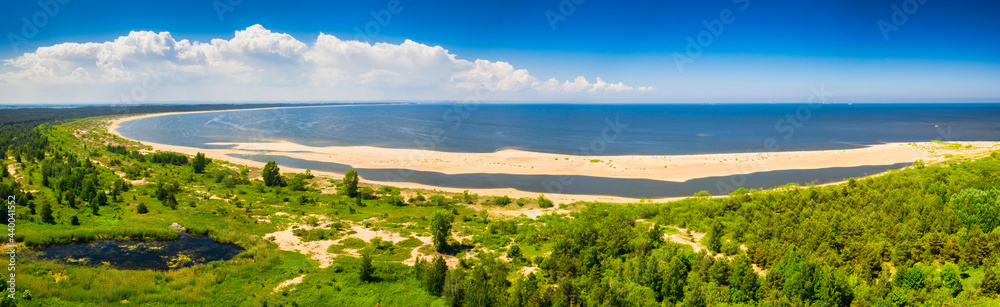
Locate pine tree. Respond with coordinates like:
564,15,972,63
729,254,760,303
96,191,108,206
706,221,724,254
165,194,178,210
40,203,55,224
360,252,375,282
420,256,448,295
982,259,1000,295
661,256,689,303
262,161,281,187
192,152,207,173
137,203,149,214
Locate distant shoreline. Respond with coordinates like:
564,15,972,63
106,107,999,203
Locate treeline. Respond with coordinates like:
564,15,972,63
386,153,1000,306
0,103,339,160
2,104,329,225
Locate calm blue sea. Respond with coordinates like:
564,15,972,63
116,103,1000,197
118,103,1000,155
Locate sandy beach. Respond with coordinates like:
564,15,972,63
106,109,999,204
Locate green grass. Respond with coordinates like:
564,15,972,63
9,116,1000,306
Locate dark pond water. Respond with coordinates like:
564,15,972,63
30,233,245,271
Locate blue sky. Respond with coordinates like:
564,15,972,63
1,0,998,103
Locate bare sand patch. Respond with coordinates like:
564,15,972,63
663,226,708,254
273,274,305,293
264,221,342,268
520,266,541,276
265,217,453,268
347,224,411,243
663,226,766,275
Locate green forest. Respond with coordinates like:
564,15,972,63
2,107,1000,306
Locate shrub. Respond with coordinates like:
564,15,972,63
537,194,554,208
40,203,55,224
360,252,375,282
507,245,522,260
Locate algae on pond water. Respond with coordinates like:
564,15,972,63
29,233,245,271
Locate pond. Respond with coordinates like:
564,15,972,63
29,233,245,270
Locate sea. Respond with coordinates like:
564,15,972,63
116,103,1000,198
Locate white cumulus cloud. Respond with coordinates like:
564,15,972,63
0,24,650,103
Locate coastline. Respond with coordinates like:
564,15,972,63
106,109,999,204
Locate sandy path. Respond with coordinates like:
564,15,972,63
6,163,23,184
106,109,999,204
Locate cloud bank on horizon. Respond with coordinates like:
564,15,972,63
0,24,653,104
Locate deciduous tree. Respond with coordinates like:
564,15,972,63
343,169,359,198
431,210,453,251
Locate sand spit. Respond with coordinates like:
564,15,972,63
107,110,999,203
